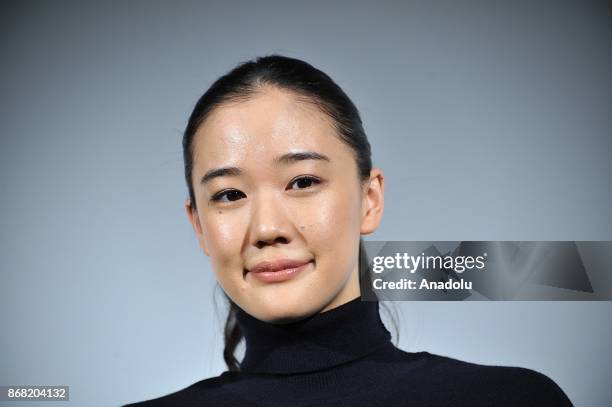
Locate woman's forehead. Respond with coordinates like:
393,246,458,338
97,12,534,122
192,87,348,165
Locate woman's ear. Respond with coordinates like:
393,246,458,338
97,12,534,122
185,198,210,256
360,168,385,235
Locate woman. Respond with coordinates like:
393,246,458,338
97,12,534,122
125,55,572,406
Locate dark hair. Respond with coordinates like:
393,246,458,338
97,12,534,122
182,55,396,372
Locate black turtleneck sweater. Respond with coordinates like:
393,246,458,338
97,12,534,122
124,297,572,406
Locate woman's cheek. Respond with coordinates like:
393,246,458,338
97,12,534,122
204,212,245,268
306,191,361,255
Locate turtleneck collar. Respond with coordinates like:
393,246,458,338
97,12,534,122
235,296,392,375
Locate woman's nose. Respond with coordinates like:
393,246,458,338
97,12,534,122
249,191,292,249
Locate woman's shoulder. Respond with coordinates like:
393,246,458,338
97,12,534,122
391,349,573,406
122,351,573,406
122,373,233,407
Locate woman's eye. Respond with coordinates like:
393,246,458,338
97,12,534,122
288,176,321,190
211,189,246,202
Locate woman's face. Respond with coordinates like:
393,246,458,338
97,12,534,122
185,86,384,323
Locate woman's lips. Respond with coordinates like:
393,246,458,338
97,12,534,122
248,259,312,283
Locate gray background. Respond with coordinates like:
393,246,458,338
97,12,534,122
1,0,610,405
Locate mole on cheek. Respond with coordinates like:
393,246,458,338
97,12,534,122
218,210,223,214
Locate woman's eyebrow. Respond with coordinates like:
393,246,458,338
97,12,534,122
274,151,330,165
200,167,242,185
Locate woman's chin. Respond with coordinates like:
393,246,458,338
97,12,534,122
244,291,321,324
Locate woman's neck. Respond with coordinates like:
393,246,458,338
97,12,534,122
235,296,392,375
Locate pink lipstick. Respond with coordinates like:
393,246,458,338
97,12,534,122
248,259,311,283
